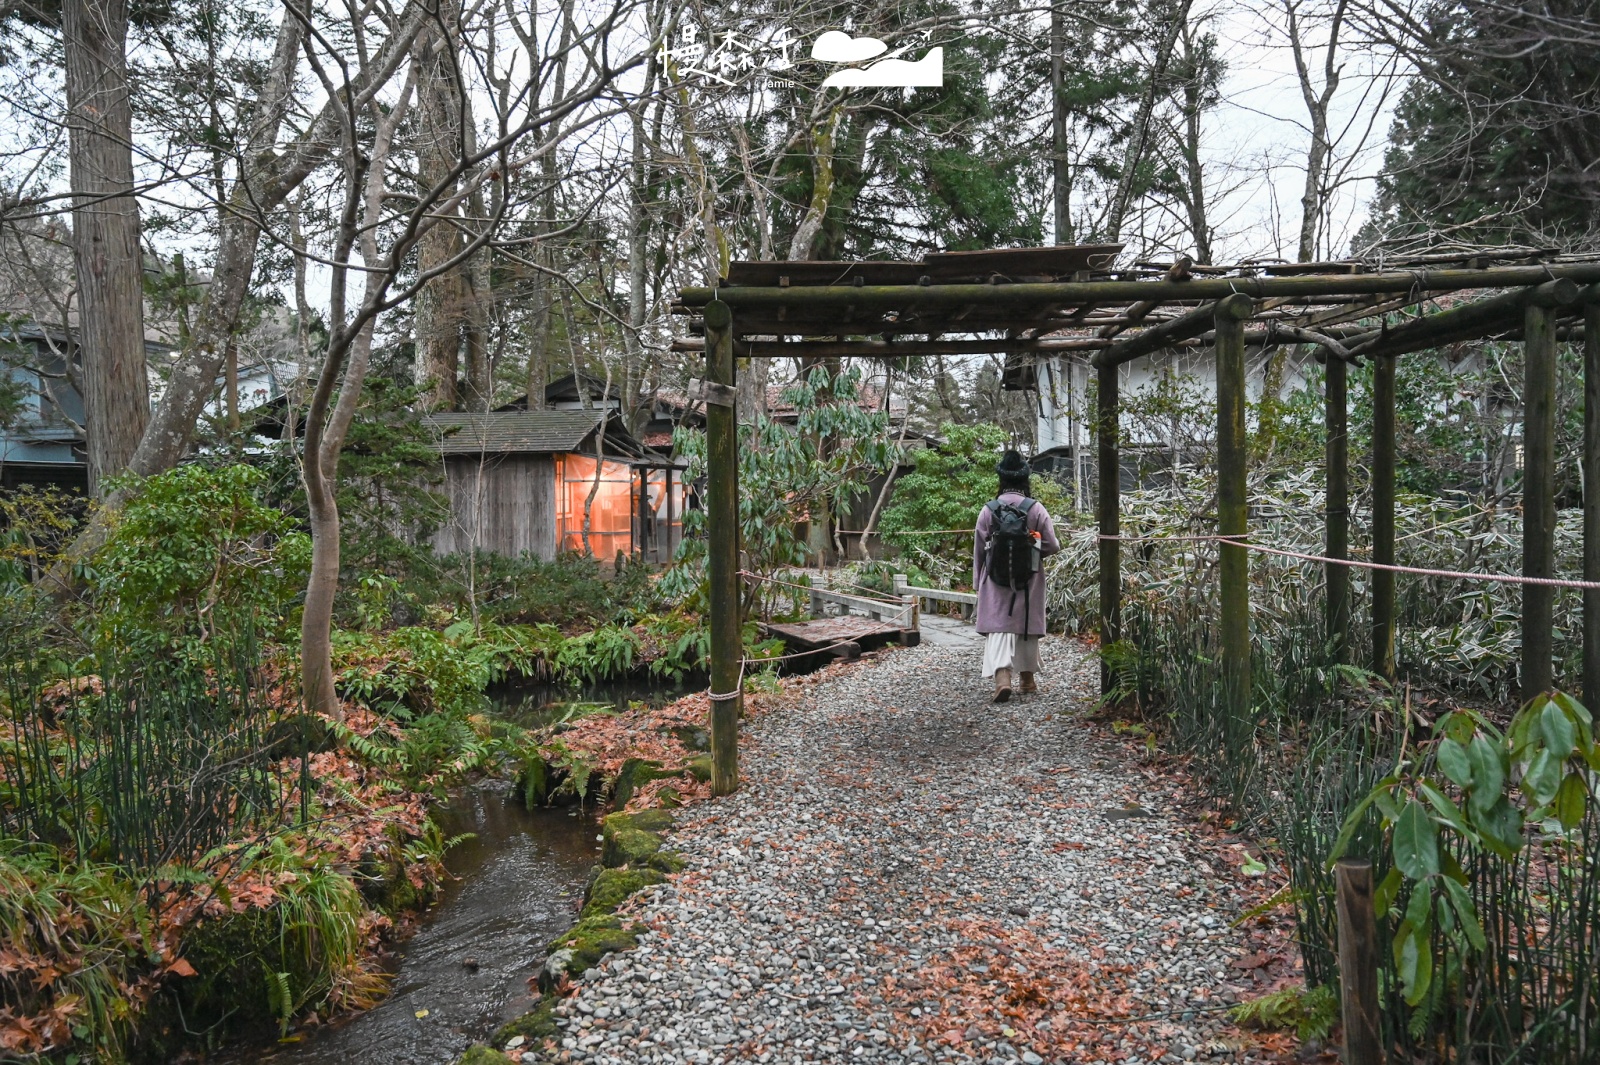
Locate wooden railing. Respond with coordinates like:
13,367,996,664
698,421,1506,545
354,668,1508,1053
891,574,976,620
807,585,916,628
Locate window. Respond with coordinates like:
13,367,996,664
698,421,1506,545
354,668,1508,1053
556,454,635,558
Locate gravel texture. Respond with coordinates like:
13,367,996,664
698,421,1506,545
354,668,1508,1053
536,638,1277,1065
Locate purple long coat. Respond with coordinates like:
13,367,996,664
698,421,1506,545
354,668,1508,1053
973,492,1061,636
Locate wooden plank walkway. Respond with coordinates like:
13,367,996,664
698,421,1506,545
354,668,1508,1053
761,615,918,658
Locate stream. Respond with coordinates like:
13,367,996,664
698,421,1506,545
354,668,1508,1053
247,675,695,1064
253,783,597,1065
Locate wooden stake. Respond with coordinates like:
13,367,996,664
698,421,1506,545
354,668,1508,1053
1371,356,1396,682
704,298,741,796
1524,300,1557,700
1215,293,1254,745
1586,294,1600,705
1098,361,1121,696
1335,859,1384,1065
1326,353,1349,662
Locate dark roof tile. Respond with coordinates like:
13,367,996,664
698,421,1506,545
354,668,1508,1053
423,410,642,456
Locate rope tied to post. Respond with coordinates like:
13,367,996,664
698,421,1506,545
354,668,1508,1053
1095,531,1600,591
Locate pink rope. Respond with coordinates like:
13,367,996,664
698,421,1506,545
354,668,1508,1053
1098,533,1600,591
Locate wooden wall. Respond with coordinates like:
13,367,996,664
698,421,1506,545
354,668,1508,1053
431,453,557,559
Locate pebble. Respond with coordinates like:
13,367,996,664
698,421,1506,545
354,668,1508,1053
546,638,1269,1063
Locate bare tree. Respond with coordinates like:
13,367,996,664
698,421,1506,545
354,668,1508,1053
294,0,659,715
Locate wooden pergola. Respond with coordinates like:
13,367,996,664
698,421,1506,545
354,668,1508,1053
673,246,1600,795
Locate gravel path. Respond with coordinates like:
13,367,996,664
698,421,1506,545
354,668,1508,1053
547,638,1276,1065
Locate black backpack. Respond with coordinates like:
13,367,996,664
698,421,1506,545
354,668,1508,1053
984,497,1040,591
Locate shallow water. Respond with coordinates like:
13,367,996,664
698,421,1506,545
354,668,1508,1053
488,672,704,727
251,784,599,1065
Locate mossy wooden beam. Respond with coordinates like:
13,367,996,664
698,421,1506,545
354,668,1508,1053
703,299,741,796
679,263,1600,312
671,336,1111,357
1352,278,1579,360
1325,352,1349,662
1523,298,1558,699
1371,355,1397,682
1586,287,1600,705
1091,299,1222,368
1214,293,1255,749
1097,361,1121,697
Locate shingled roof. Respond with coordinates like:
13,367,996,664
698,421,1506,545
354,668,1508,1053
422,410,646,457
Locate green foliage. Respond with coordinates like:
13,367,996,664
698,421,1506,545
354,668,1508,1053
638,610,710,682
1231,984,1338,1042
465,551,663,628
880,422,1070,582
334,377,452,578
0,485,81,598
369,712,491,793
554,625,640,685
333,621,561,717
1363,2,1600,248
0,842,146,1061
166,833,377,1045
0,635,287,876
1333,694,1599,1012
669,364,900,605
92,464,309,654
880,422,1006,565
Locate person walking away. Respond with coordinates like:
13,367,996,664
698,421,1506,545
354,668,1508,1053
973,450,1060,701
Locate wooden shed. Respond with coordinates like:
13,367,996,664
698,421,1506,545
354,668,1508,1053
424,410,686,562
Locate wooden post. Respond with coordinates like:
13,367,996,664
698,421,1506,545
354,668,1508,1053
1215,293,1255,746
703,298,741,796
1586,294,1600,705
1371,356,1397,682
1097,361,1121,695
1326,354,1350,662
1523,299,1557,700
1335,859,1384,1065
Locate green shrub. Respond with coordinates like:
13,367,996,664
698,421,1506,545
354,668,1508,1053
92,463,309,655
668,365,901,610
333,621,561,716
881,422,1070,583
465,552,663,627
0,842,145,1061
1231,984,1338,1041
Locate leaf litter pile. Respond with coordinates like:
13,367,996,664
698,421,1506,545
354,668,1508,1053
544,639,1301,1065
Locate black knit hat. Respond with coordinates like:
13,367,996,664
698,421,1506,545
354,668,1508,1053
995,449,1029,477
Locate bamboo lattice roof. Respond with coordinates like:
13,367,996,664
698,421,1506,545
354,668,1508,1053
672,245,1600,371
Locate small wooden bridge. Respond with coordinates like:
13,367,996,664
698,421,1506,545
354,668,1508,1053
758,575,983,660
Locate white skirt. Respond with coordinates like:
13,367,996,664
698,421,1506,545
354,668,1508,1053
981,633,1040,678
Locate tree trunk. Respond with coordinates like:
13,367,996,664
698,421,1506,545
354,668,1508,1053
1051,2,1071,244
1286,0,1346,264
1175,22,1214,262
1106,0,1194,241
302,70,415,718
413,0,467,410
63,0,149,494
460,91,493,412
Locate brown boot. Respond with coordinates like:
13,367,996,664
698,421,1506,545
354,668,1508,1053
993,667,1013,702
1020,672,1038,694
